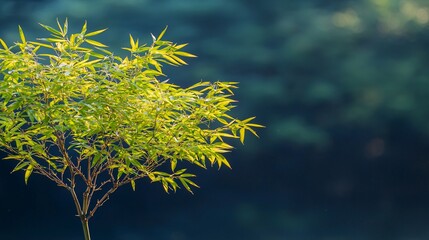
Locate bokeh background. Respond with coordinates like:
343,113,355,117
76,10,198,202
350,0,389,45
1,0,429,239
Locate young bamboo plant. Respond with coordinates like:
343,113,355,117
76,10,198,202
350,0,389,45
0,19,263,240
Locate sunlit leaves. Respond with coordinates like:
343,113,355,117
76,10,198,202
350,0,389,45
0,38,8,50
85,39,107,48
24,164,33,185
18,25,26,44
85,28,108,37
39,23,63,37
0,20,263,195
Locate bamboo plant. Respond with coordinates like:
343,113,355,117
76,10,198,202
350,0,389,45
0,19,262,240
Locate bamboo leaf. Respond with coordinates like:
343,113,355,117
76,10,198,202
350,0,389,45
179,178,193,193
131,180,136,191
56,18,63,35
171,158,177,172
0,38,8,49
174,43,188,49
157,26,168,41
182,177,199,188
170,55,187,65
242,117,256,124
29,41,54,49
163,55,180,65
246,123,265,128
11,161,29,173
24,164,33,185
81,21,87,34
63,18,68,36
129,34,136,51
246,126,259,138
86,28,108,37
18,25,26,44
85,39,107,47
45,38,66,43
239,128,245,144
174,51,197,58
39,23,63,36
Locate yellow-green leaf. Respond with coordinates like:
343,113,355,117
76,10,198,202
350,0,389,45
85,39,107,47
163,55,180,65
129,34,136,51
29,41,54,49
11,161,29,173
86,28,108,37
239,128,245,144
81,21,87,34
170,55,187,65
24,164,33,185
171,159,177,172
174,51,197,58
242,117,256,124
131,180,136,191
157,26,168,41
174,43,188,50
56,18,64,35
39,23,62,36
246,123,265,128
18,25,26,44
63,18,68,36
0,38,8,49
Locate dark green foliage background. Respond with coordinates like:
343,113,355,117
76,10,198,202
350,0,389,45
1,0,429,239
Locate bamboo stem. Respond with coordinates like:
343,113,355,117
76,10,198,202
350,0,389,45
81,218,91,240
69,188,92,240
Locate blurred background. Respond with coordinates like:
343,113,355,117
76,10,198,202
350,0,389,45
1,0,429,239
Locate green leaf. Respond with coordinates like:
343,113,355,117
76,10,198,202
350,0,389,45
45,38,66,43
179,178,193,193
162,179,169,193
0,38,8,49
174,51,197,58
95,47,112,55
86,28,108,37
129,34,136,51
246,123,265,128
174,43,188,49
171,158,177,172
246,126,259,138
242,117,256,124
170,55,187,65
85,39,107,47
81,21,87,35
56,18,64,35
29,41,54,49
157,26,168,41
163,55,180,65
131,180,136,191
24,164,33,185
216,154,232,169
18,25,26,44
239,128,245,144
175,168,187,175
39,23,63,36
63,18,68,36
182,177,199,189
11,161,29,173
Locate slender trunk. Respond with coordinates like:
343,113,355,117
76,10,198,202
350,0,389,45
81,218,91,240
69,188,92,240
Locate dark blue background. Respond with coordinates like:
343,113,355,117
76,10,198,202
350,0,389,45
1,0,429,239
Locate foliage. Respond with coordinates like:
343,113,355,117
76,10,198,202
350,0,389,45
0,19,262,239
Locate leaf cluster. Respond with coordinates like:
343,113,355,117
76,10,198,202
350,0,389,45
0,20,263,199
